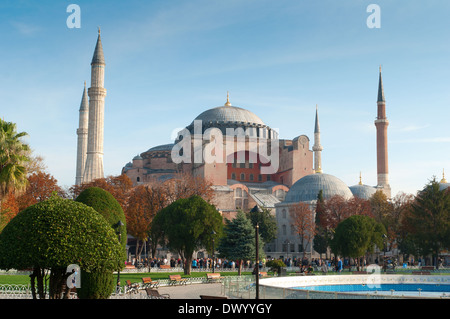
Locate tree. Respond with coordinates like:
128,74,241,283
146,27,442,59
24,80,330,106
406,179,450,266
290,202,315,258
246,206,277,244
126,184,168,260
75,187,127,299
0,119,30,198
69,174,133,210
331,215,386,270
0,191,19,232
0,195,123,299
151,195,223,275
313,190,328,258
162,172,214,203
16,171,64,211
218,211,265,276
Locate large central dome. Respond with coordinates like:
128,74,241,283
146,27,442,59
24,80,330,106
193,105,265,126
184,95,278,139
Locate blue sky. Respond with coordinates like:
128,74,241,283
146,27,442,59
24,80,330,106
1,0,450,197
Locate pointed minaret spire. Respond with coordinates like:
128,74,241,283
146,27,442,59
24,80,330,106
312,104,323,173
83,30,107,183
75,82,89,185
377,65,385,103
91,27,105,65
375,66,391,198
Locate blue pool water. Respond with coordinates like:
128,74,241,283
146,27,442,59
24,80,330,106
294,284,450,297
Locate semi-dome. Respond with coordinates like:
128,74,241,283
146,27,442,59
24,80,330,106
349,184,377,200
284,173,353,203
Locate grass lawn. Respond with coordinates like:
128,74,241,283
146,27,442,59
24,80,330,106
0,271,254,286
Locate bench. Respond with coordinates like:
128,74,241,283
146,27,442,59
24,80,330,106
145,288,170,299
169,274,188,286
142,277,159,288
421,266,435,271
206,273,223,283
412,271,431,275
159,264,171,269
200,295,228,299
125,280,139,293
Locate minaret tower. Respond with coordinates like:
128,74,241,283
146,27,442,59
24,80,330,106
312,105,323,173
375,66,391,197
75,82,89,185
83,28,106,183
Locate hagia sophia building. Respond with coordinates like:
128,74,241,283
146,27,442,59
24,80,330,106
75,31,449,259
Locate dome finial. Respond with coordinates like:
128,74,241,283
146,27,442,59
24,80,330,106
224,91,231,106
441,169,447,184
359,171,363,185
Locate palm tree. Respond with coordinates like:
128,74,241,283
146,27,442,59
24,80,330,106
0,119,30,198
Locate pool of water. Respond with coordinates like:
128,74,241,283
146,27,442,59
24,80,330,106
294,283,450,298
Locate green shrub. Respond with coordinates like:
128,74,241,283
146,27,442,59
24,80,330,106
75,187,127,249
76,270,115,299
75,187,127,299
266,259,286,274
0,195,123,298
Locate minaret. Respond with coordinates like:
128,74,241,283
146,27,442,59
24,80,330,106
375,66,391,197
312,105,323,173
75,82,89,185
83,28,106,183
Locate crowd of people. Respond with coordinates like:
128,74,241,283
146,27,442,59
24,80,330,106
127,254,447,272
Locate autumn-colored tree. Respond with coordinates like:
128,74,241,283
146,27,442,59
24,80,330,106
16,171,64,211
370,190,392,224
126,183,168,260
290,202,316,258
162,172,214,204
0,191,19,231
69,174,133,210
320,195,352,231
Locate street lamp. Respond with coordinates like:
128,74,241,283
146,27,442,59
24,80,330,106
115,220,124,292
251,205,262,299
211,230,216,273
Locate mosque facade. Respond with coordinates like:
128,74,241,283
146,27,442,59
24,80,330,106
76,31,398,259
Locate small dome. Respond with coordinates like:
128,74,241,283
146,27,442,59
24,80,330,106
133,155,143,160
349,184,377,200
284,173,353,203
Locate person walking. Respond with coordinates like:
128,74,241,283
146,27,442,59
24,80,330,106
337,257,343,273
